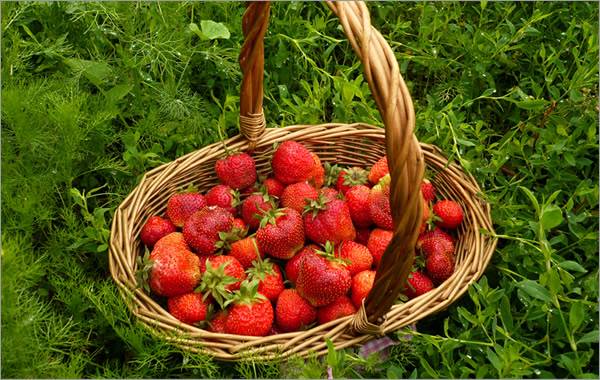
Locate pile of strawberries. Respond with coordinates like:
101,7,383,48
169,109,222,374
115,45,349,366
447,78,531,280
136,141,464,336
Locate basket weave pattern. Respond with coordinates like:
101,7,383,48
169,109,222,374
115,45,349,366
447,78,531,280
109,2,497,361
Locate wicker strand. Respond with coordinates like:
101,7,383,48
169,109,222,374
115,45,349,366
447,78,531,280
239,109,266,149
350,303,384,336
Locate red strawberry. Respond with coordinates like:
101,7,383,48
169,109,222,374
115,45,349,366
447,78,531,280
281,182,318,213
224,280,274,336
215,152,257,190
368,174,393,230
426,252,455,284
417,227,455,249
420,195,430,234
183,206,233,255
351,270,376,309
205,185,239,216
345,185,373,228
154,232,189,252
198,255,246,307
166,192,207,227
405,270,434,299
140,216,177,247
367,228,393,267
433,200,464,229
368,156,388,184
263,177,285,198
167,292,209,325
272,141,315,185
229,237,264,269
335,241,373,276
208,310,228,333
336,167,368,194
421,179,436,203
145,245,201,297
310,153,325,188
317,296,356,324
420,235,454,258
247,259,285,302
304,195,356,245
232,218,247,233
296,252,351,307
241,193,274,230
355,228,371,245
256,208,305,260
285,244,319,285
319,187,340,202
275,289,317,332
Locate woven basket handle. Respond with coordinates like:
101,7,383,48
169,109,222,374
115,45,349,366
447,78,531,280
239,2,424,332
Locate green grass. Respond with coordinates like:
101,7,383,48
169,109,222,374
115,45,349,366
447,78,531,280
2,1,598,378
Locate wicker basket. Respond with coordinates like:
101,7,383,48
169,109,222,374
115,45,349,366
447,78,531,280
108,2,497,361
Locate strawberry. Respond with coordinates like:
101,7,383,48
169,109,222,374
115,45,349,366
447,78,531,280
198,255,246,307
368,156,388,185
205,184,239,216
166,192,207,227
215,152,257,190
405,270,434,299
232,218,247,233
367,228,393,267
310,153,325,189
275,289,317,332
272,141,316,185
241,193,274,230
420,195,430,234
433,200,464,229
229,237,264,269
368,174,393,230
317,296,356,324
140,216,177,247
319,187,340,202
296,252,351,307
421,179,436,203
336,167,368,194
263,177,285,198
354,227,371,246
247,259,285,302
417,227,455,249
324,162,343,187
284,244,319,285
224,280,274,336
304,195,356,245
256,208,305,260
335,241,373,276
420,234,454,258
167,292,209,325
154,232,189,252
426,252,455,284
345,185,373,228
350,270,376,309
208,310,228,333
144,245,201,297
281,182,318,213
183,206,233,255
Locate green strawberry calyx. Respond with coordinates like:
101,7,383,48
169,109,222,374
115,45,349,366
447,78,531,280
342,167,368,187
196,261,239,309
224,279,266,307
135,249,154,293
314,241,349,267
246,256,275,281
303,192,331,218
324,162,342,187
258,207,286,228
215,228,247,252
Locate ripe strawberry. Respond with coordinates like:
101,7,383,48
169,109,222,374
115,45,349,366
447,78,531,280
247,259,285,302
241,193,274,230
224,280,274,336
208,310,228,333
166,192,207,227
205,184,239,216
368,156,388,184
433,200,464,229
335,241,373,276
183,206,233,255
272,141,315,185
284,244,319,285
296,252,351,307
405,270,434,299
263,177,285,198
336,167,368,194
368,174,393,230
421,179,436,203
256,208,305,260
232,218,247,233
311,153,325,189
417,227,455,249
140,216,177,247
426,252,455,284
351,270,376,309
317,296,356,324
198,255,246,307
420,235,454,258
354,228,371,246
345,185,373,228
367,228,393,267
215,152,257,190
304,195,356,245
145,246,201,297
319,187,340,202
275,289,317,332
281,182,318,213
229,237,264,269
167,292,209,325
154,232,189,252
